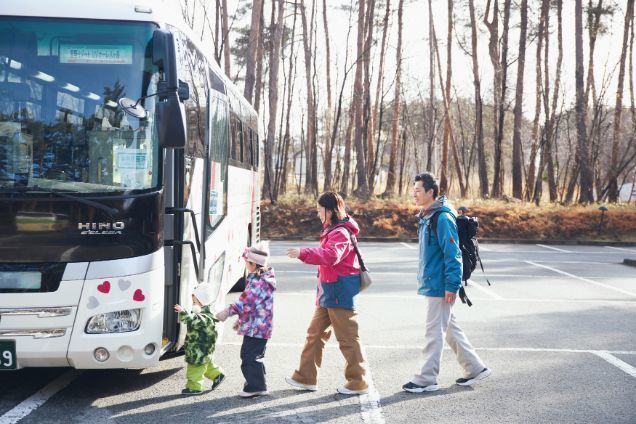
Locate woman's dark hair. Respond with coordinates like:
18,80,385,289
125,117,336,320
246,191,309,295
317,191,347,223
414,172,439,198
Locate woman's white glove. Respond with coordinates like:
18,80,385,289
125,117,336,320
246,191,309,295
215,308,230,322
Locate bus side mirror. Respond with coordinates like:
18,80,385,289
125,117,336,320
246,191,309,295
152,29,186,149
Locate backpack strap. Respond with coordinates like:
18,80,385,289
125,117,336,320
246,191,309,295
324,224,368,272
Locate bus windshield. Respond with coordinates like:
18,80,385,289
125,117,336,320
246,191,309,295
0,17,160,193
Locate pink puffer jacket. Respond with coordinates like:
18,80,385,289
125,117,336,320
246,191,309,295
298,217,361,283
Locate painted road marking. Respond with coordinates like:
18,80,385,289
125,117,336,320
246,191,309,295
466,281,504,300
536,244,572,253
400,242,416,249
358,346,384,424
525,261,636,297
593,352,636,378
605,246,636,253
0,370,81,424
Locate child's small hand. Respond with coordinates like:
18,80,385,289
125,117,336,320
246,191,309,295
174,304,183,313
232,319,240,332
215,308,230,322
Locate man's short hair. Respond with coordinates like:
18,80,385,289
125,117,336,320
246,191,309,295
414,172,439,198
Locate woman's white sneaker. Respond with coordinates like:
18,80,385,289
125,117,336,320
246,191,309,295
285,377,318,391
336,386,369,395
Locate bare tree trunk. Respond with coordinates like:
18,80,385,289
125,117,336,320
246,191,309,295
484,0,502,197
432,10,466,197
526,0,546,200
279,4,299,197
221,0,231,77
352,0,370,198
607,0,635,201
576,0,595,202
383,0,404,197
468,0,489,198
426,0,437,174
585,0,604,109
629,8,636,127
214,0,221,64
546,0,564,202
512,0,527,199
263,0,285,202
362,0,375,189
439,0,453,194
369,0,391,191
398,128,408,195
300,0,317,195
341,104,355,195
630,6,636,129
322,0,334,191
254,3,266,112
244,0,264,104
309,0,319,195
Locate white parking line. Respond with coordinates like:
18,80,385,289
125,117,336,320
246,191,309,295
536,244,572,253
466,281,504,300
400,242,416,249
358,346,384,424
0,370,81,424
605,246,636,253
525,261,636,297
593,352,636,378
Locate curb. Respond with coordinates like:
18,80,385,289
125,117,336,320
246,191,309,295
266,236,636,246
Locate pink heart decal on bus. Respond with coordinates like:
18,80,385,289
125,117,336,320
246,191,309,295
133,289,145,302
97,281,111,294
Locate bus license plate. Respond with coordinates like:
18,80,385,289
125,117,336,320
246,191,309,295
0,340,17,370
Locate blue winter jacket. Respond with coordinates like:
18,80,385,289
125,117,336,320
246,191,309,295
417,196,463,297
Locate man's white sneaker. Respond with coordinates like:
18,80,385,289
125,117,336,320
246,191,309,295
336,386,369,395
456,367,492,386
285,377,318,391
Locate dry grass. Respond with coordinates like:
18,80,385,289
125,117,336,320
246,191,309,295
261,195,636,241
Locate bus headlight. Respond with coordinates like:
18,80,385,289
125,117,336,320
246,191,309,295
85,309,142,333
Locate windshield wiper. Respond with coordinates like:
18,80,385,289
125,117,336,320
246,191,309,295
16,186,119,217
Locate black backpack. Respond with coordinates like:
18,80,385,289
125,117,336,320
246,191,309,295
429,211,491,307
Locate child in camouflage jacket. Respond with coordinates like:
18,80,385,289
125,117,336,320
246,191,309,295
174,283,225,395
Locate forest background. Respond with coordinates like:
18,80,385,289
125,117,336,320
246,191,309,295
179,0,636,241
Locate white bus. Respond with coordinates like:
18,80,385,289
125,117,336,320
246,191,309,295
0,0,261,370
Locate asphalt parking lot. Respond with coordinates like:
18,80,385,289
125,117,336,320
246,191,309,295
2,242,635,423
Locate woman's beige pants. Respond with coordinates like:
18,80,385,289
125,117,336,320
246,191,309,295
292,306,368,391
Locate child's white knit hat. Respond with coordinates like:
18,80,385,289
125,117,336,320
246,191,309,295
192,283,214,306
242,241,270,266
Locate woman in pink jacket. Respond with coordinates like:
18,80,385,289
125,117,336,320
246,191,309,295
285,191,369,395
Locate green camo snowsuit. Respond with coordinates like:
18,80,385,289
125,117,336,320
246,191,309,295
179,306,223,391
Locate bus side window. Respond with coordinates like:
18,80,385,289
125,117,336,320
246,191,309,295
254,132,259,168
229,113,239,161
207,96,228,231
245,128,253,167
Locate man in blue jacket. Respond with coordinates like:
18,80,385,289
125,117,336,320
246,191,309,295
402,172,491,393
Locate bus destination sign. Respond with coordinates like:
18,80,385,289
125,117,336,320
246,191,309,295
59,44,133,65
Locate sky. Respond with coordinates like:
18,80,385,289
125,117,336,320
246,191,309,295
206,0,634,123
